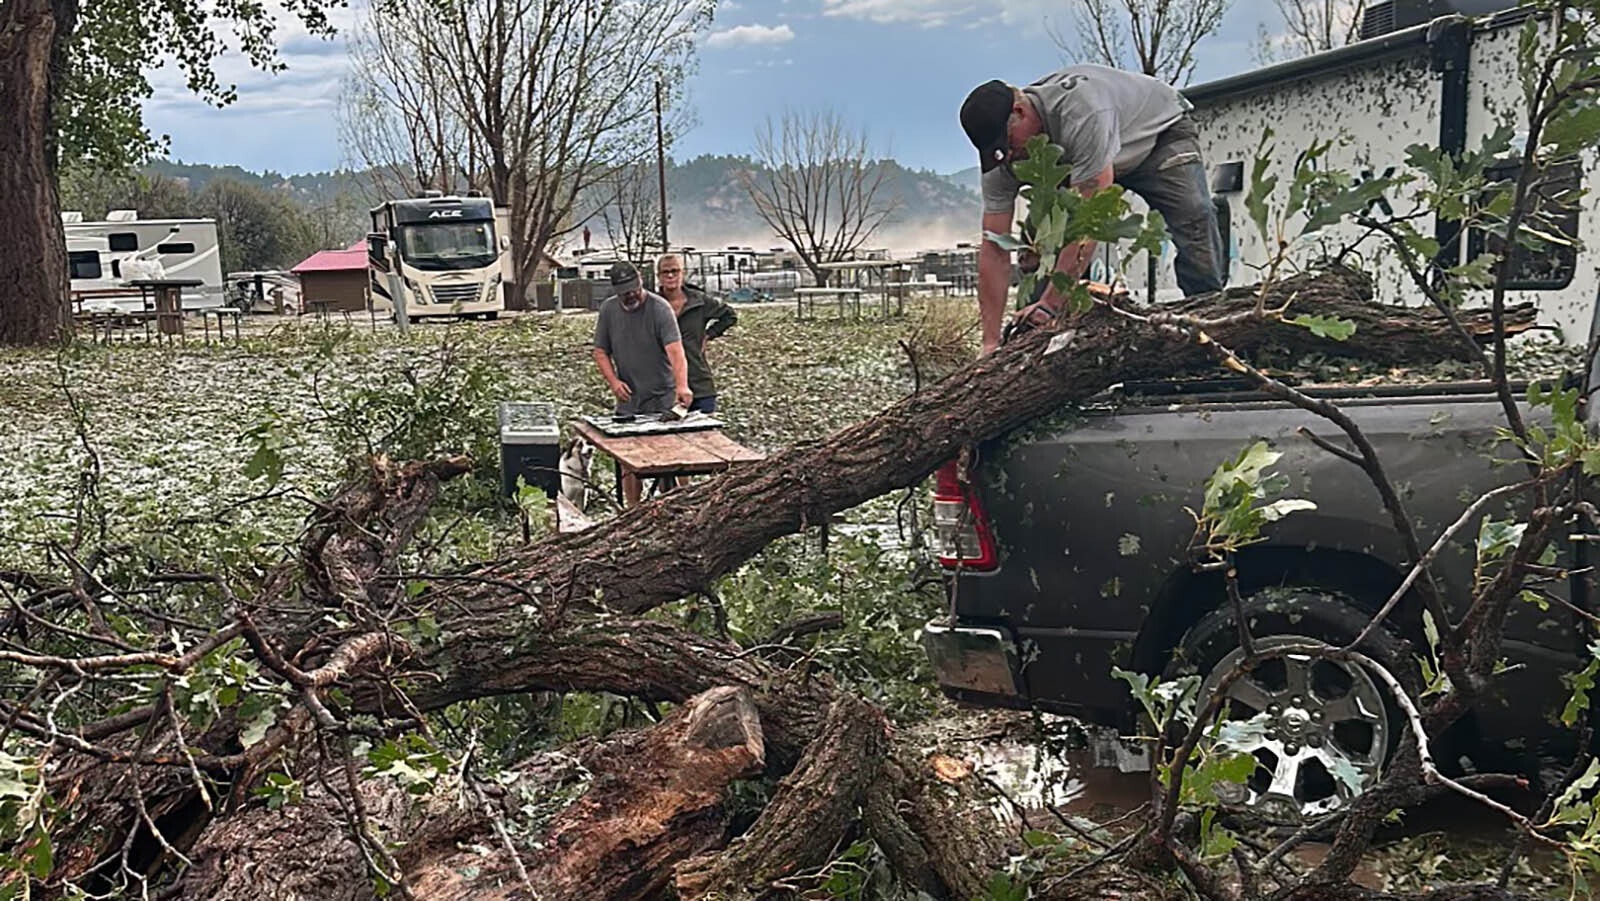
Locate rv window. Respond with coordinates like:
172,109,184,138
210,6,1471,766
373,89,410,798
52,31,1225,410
108,233,139,252
156,242,195,255
1467,158,1581,290
68,251,102,280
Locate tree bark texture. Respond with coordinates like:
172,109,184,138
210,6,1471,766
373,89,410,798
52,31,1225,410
1166,273,1536,364
0,0,74,345
674,694,889,898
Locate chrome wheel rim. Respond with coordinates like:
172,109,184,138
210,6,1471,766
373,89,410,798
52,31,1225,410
1201,635,1389,821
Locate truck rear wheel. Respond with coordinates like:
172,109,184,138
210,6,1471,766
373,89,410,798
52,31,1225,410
1168,588,1417,822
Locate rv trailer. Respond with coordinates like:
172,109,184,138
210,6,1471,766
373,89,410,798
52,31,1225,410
366,194,510,319
63,212,225,312
1114,0,1596,342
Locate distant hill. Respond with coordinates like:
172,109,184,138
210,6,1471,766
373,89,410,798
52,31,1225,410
143,155,982,254
941,166,982,196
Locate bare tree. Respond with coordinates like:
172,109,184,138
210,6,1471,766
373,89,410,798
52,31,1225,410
595,162,664,267
339,0,709,306
740,109,898,289
1253,0,1365,63
1048,0,1230,84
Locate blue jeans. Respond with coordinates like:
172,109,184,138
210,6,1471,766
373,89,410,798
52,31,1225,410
1117,116,1226,297
689,395,717,414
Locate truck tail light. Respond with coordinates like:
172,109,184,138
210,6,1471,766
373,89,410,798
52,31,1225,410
932,458,998,572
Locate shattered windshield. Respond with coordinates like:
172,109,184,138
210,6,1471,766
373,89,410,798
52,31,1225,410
399,222,497,271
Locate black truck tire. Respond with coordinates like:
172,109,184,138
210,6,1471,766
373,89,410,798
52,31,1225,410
1166,587,1420,821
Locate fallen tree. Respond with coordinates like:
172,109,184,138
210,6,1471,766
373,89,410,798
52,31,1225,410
1,267,1557,899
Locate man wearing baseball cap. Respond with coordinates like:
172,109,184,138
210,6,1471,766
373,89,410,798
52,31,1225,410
961,64,1225,352
592,260,695,504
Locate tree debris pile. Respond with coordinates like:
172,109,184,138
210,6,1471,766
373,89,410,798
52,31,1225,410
1,267,1570,900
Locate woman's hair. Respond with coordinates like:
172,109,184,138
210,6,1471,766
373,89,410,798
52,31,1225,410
655,252,684,272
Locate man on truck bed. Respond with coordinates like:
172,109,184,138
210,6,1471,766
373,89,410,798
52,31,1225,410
959,65,1227,352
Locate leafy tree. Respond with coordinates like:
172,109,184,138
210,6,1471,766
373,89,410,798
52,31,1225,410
195,180,321,273
0,0,341,345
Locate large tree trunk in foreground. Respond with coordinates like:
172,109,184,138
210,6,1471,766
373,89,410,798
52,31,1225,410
21,267,1542,899
0,0,73,345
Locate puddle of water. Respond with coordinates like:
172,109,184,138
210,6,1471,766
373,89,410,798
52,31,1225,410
920,712,1150,829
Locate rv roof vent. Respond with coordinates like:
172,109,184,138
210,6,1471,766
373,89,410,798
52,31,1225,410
61,211,84,224
1359,0,1397,37
106,210,138,222
1359,0,1516,38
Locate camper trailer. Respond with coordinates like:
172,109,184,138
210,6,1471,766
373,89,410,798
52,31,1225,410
63,212,225,312
1114,0,1597,342
367,194,509,319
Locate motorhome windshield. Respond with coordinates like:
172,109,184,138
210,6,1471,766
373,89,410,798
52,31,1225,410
398,222,497,271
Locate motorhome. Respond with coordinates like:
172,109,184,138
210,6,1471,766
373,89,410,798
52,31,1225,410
1111,0,1596,343
366,194,509,319
63,211,225,312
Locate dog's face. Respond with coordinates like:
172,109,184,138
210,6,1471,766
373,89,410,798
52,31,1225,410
563,436,594,470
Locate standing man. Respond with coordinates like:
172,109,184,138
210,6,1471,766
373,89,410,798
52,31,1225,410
656,252,738,414
592,261,694,505
960,64,1226,353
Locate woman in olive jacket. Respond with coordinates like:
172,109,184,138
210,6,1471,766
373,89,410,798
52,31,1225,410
655,253,738,413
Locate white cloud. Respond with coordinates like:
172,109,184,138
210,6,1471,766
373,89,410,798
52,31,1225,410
704,23,796,48
820,0,1056,27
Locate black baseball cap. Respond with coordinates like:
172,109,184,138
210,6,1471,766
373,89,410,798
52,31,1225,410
608,261,641,293
961,80,1014,173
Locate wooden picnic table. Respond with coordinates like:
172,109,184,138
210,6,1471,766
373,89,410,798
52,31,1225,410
571,420,765,506
795,286,864,320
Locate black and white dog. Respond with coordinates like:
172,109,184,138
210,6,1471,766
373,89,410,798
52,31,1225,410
558,436,595,510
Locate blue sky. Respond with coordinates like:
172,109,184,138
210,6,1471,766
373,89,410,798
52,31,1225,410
141,0,1279,177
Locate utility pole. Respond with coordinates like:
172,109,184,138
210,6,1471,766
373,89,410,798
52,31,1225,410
654,79,669,252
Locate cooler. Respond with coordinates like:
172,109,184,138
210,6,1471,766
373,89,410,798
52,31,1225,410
498,401,560,499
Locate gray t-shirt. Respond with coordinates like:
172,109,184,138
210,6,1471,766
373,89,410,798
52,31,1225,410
593,292,682,416
982,64,1191,214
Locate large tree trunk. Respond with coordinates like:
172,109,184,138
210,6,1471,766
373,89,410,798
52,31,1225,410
0,0,73,345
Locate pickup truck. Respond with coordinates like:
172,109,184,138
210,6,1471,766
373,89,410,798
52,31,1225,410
922,360,1596,821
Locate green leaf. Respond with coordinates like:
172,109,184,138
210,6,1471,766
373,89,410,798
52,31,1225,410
1326,753,1366,795
1011,134,1072,195
1245,129,1278,247
1259,498,1317,522
1288,314,1357,341
1543,104,1600,157
25,829,52,880
1551,758,1600,819
1198,807,1239,860
982,230,1024,252
1022,829,1058,849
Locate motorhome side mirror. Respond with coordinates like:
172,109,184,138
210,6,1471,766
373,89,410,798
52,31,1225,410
500,235,510,251
367,233,388,271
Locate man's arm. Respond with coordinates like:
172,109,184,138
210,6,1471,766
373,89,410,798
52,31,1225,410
592,347,630,401
1034,163,1116,311
664,341,693,407
977,209,1015,354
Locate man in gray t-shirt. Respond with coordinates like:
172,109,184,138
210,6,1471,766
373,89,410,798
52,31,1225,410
592,260,694,503
960,65,1226,352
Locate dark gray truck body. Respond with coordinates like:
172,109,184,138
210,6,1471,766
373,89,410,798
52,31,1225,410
925,379,1591,747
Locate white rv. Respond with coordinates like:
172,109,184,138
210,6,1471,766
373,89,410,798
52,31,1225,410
366,194,509,319
63,211,225,312
1115,0,1597,343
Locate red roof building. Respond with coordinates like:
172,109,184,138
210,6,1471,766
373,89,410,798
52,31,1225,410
290,241,369,313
